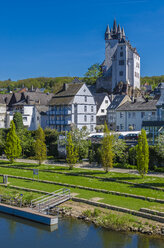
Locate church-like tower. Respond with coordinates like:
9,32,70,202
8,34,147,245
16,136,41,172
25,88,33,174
97,20,140,93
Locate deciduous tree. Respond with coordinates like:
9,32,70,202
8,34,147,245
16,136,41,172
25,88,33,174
66,132,78,169
13,112,24,131
100,123,114,172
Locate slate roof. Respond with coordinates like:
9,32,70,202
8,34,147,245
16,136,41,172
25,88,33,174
93,93,109,111
117,99,158,111
10,92,54,107
0,94,12,104
49,83,83,106
107,95,127,110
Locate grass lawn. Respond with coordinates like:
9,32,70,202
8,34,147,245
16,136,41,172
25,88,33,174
0,160,164,189
5,177,164,212
0,166,163,199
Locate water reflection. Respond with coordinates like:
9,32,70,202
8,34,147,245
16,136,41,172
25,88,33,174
0,214,163,248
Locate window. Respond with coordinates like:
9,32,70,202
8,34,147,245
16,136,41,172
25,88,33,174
37,116,39,120
120,112,123,118
91,115,94,122
119,71,123,76
84,115,87,122
136,62,140,68
120,52,123,57
152,112,155,116
120,124,123,130
141,112,145,118
23,117,27,121
135,72,140,78
128,112,131,118
101,109,105,113
84,106,87,112
120,47,123,50
91,106,94,112
105,100,108,104
132,112,136,117
85,96,87,102
119,60,124,65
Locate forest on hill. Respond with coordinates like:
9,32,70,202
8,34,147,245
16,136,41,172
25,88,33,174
0,74,163,94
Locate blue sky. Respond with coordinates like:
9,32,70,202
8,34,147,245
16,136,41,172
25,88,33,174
0,0,164,80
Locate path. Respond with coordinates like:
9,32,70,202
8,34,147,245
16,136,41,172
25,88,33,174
1,157,164,178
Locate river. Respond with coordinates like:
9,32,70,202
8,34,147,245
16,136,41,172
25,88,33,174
0,213,163,248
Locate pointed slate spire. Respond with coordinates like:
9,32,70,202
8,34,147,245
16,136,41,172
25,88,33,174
117,24,121,33
105,24,110,40
113,19,117,33
106,24,110,33
122,27,125,38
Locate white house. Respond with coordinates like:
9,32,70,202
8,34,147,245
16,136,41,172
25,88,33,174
107,95,131,130
7,92,53,130
116,98,157,131
48,80,96,132
93,93,111,125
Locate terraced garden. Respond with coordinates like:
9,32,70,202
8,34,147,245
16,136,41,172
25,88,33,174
0,160,163,212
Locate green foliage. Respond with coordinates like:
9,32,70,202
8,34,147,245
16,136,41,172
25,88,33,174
17,129,35,158
13,112,24,131
112,135,127,164
44,128,59,157
71,126,90,160
100,123,114,172
66,132,78,169
34,126,47,165
4,121,22,163
141,75,164,89
0,77,79,94
128,146,137,165
155,133,164,163
136,129,149,177
83,63,102,85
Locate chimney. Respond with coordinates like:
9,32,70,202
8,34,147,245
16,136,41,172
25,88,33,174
63,83,68,91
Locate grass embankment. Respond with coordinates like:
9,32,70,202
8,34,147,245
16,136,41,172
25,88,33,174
0,161,163,212
0,165,163,199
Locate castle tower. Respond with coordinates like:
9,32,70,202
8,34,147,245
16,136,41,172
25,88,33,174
96,20,140,93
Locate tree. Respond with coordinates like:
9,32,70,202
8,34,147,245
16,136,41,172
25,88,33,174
13,112,24,131
4,121,22,163
66,132,78,169
136,129,149,177
83,63,102,85
100,123,114,172
17,129,35,157
112,135,127,164
156,133,164,162
34,126,47,165
71,126,90,160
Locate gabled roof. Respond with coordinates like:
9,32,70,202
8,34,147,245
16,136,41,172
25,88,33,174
9,92,54,107
49,83,84,106
107,95,128,110
117,99,158,111
23,92,54,105
93,93,109,111
0,94,12,104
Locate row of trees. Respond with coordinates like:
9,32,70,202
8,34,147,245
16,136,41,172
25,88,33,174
4,113,47,164
66,123,150,177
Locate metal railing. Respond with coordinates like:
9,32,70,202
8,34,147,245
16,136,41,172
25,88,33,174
0,194,23,207
31,188,71,213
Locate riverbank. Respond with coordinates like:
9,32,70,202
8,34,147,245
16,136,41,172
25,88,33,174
57,201,164,237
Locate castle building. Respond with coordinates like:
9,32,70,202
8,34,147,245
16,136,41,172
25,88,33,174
97,20,140,93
